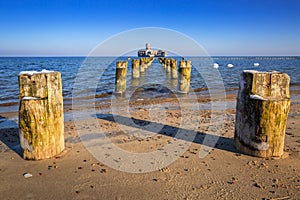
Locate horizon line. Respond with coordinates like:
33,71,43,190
0,55,299,58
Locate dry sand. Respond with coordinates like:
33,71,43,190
0,92,299,200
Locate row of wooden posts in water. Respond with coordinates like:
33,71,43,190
115,57,192,94
18,65,290,160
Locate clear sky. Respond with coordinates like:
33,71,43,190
0,0,299,56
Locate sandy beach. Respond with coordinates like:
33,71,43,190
0,90,299,200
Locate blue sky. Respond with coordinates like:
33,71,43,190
0,0,299,56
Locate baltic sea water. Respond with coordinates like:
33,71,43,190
0,56,299,108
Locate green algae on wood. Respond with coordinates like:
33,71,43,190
166,58,171,73
139,57,154,73
115,61,128,94
139,59,146,74
158,57,167,70
235,70,290,158
19,71,64,160
177,60,192,93
171,59,178,79
131,59,140,78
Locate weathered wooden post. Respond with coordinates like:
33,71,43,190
131,59,140,78
171,59,178,79
131,78,139,87
131,59,140,88
159,58,166,70
115,61,128,94
235,70,290,158
177,60,192,93
166,58,171,73
139,59,146,74
143,58,148,70
140,57,153,69
148,57,154,67
170,78,177,89
19,70,64,160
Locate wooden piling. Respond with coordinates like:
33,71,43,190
140,57,154,71
170,79,177,89
139,59,146,74
166,58,171,73
143,58,149,70
235,70,290,158
115,61,128,94
131,78,139,87
158,58,166,70
147,57,154,67
19,70,64,160
131,59,140,78
177,60,192,93
158,57,163,64
171,59,178,79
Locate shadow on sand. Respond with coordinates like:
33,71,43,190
0,112,237,158
0,115,22,157
95,113,237,154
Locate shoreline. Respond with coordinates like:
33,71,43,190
2,83,300,111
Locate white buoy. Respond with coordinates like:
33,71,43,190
213,63,219,69
227,63,234,68
253,63,260,67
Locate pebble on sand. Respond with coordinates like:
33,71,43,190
23,173,33,178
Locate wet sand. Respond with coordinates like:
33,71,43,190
0,91,299,200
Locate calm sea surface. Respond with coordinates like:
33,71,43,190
0,56,299,109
